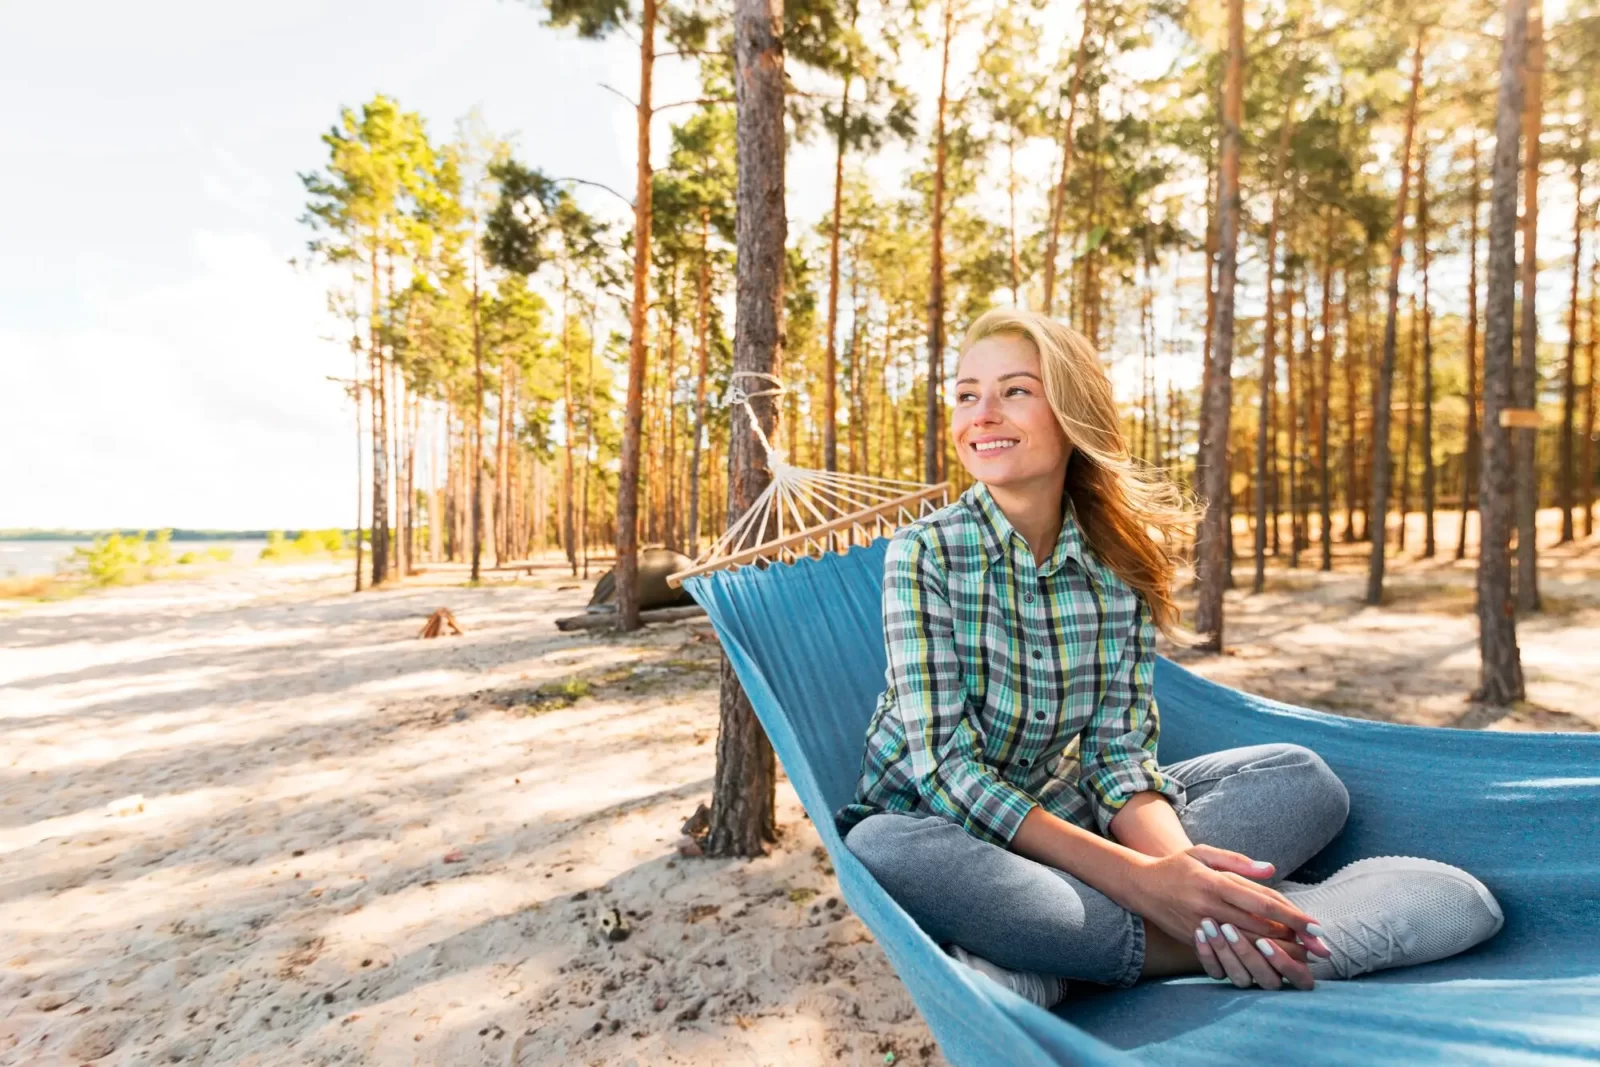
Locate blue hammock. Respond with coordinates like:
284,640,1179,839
683,540,1600,1066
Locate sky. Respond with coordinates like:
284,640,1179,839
0,0,850,530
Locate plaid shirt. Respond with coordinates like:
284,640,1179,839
836,482,1182,848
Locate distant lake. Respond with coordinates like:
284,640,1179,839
0,540,268,577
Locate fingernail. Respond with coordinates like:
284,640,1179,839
1255,938,1276,957
1221,924,1240,944
1202,919,1219,938
1306,922,1327,938
1251,860,1273,870
1195,928,1207,945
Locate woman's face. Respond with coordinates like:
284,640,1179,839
951,334,1073,491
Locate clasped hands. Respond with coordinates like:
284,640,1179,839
1125,845,1331,991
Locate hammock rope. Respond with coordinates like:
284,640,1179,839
668,372,951,587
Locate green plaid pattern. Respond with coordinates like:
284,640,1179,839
836,482,1182,847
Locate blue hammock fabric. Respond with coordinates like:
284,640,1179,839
683,540,1600,1066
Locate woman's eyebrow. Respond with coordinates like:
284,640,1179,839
954,371,1042,385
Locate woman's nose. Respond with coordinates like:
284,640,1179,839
972,391,1002,423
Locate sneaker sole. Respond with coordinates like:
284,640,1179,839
1304,855,1505,935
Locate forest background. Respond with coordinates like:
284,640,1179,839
7,0,1600,844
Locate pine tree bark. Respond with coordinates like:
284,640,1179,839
688,208,712,557
1041,0,1093,316
1585,210,1598,539
561,278,578,573
470,242,485,583
1365,29,1424,605
1459,136,1483,560
1318,210,1336,571
1420,155,1437,559
615,0,657,630
1514,0,1544,611
1559,156,1584,542
1477,0,1527,705
1401,294,1417,553
823,64,851,473
924,0,953,485
1343,269,1360,542
1194,0,1243,651
353,344,365,592
370,236,390,586
707,0,785,859
1253,109,1293,594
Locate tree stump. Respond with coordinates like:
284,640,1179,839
418,608,463,639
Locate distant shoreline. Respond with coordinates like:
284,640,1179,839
0,529,352,542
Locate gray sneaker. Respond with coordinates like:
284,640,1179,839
1282,856,1504,981
947,945,1067,1008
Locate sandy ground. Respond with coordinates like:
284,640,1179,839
0,562,934,1067
2,514,1595,1066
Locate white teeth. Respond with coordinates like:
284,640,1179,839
974,440,1017,452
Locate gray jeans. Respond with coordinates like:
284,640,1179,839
844,742,1350,988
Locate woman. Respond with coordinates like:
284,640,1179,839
837,308,1502,1002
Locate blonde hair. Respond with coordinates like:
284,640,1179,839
959,307,1198,638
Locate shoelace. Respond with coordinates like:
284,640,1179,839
1324,913,1405,978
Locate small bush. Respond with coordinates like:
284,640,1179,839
177,551,198,565
65,529,174,587
260,529,345,561
205,545,234,563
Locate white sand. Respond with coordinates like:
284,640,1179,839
3,523,1595,1065
0,563,936,1066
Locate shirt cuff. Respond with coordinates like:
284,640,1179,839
1082,758,1185,836
943,772,1039,848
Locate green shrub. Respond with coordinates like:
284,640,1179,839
177,551,198,565
205,545,234,563
67,529,175,586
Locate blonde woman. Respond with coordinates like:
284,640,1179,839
836,308,1502,1003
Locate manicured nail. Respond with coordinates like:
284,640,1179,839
1202,919,1219,938
1251,860,1273,870
1195,928,1207,945
1255,938,1276,957
1306,922,1327,938
1221,923,1241,944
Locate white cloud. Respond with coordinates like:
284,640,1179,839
0,230,355,530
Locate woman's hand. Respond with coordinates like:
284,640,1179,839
1195,923,1315,990
1119,845,1329,958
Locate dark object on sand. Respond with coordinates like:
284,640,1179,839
598,907,631,943
588,547,698,612
554,605,705,632
418,608,463,638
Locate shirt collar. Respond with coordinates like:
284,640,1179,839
964,481,1090,579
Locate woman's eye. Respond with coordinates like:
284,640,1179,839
957,391,977,403
1006,386,1031,397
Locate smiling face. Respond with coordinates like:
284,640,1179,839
951,333,1073,493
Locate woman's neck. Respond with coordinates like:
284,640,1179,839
987,477,1066,566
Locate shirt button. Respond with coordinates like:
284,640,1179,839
1034,711,1046,721
1024,593,1035,604
1032,649,1042,660
1017,758,1031,767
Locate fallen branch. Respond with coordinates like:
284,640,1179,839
554,605,706,632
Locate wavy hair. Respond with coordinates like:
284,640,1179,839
959,307,1199,638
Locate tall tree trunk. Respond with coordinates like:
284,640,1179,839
353,344,365,592
471,239,485,583
1195,66,1221,580
1289,274,1302,568
1041,0,1093,316
1559,154,1585,542
1401,293,1417,553
708,0,785,859
370,238,390,586
1420,148,1437,559
1343,267,1360,542
562,277,577,573
1460,135,1483,560
583,301,598,578
688,208,712,557
1477,0,1527,705
823,62,852,472
616,0,657,629
1195,0,1243,651
496,357,512,565
1585,206,1598,539
1514,0,1544,611
925,0,952,484
1253,107,1294,594
1366,29,1424,605
1318,211,1336,572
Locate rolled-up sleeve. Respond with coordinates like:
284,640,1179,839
884,533,1038,847
1080,595,1184,834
